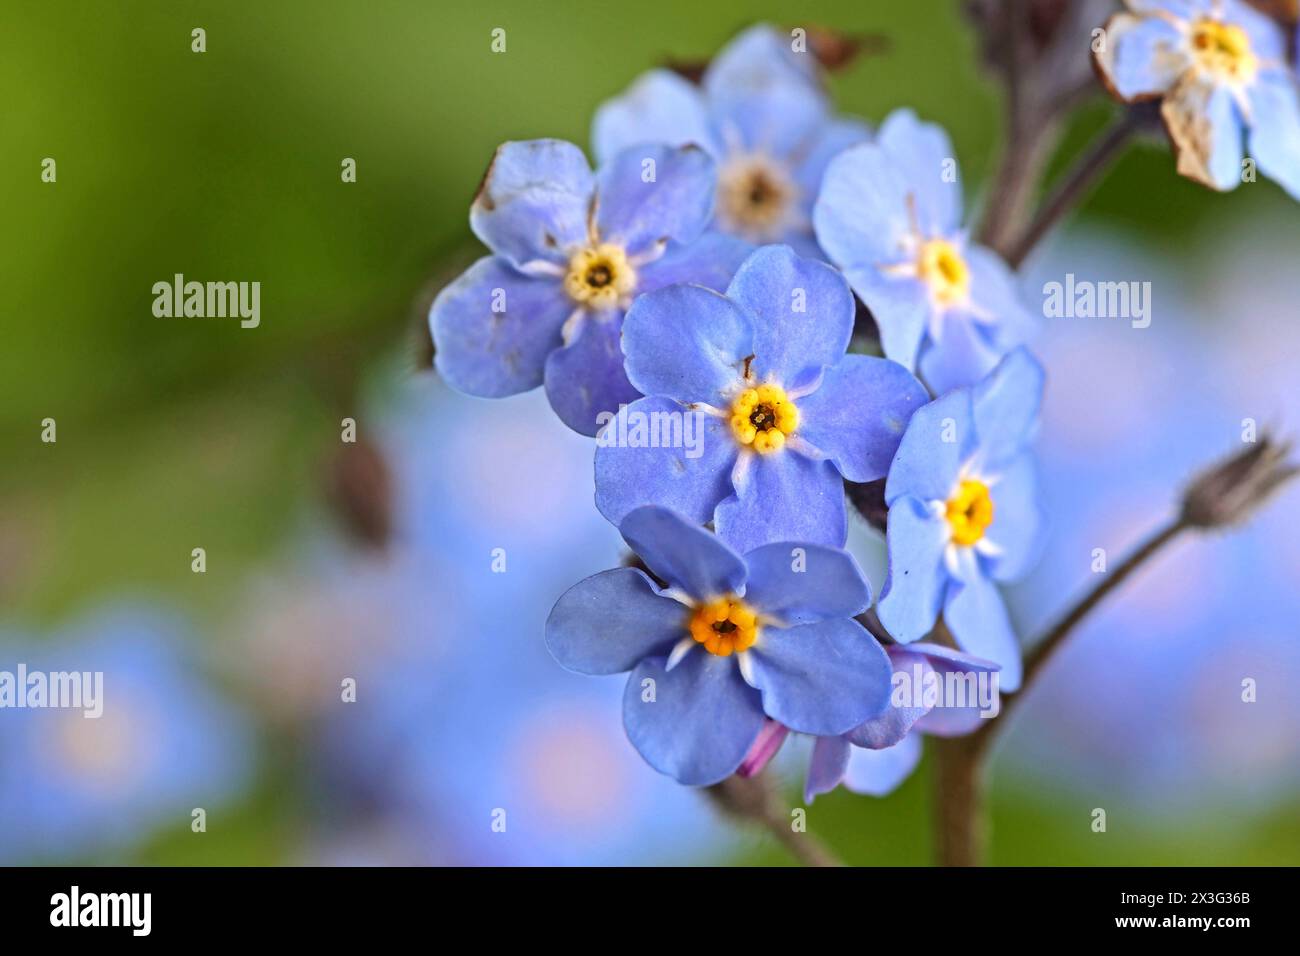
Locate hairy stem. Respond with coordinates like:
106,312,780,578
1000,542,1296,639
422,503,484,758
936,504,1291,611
1001,112,1138,268
707,772,844,867
933,516,1188,866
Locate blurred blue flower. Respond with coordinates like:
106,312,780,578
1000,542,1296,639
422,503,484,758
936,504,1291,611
0,604,252,862
876,348,1047,689
813,110,1036,394
593,23,870,253
1094,0,1300,199
1004,226,1300,809
804,643,1000,802
430,138,750,435
547,505,892,785
595,244,929,553
299,380,728,864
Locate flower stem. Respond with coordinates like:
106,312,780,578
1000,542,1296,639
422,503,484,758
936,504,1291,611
932,515,1188,866
1000,112,1138,269
707,772,844,867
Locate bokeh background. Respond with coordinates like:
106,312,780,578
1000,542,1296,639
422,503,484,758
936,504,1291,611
2,0,1297,865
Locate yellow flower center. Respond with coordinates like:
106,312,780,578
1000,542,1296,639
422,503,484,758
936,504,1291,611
716,156,796,241
946,479,994,547
917,238,971,306
729,383,800,454
563,243,636,309
688,597,759,657
1191,19,1256,82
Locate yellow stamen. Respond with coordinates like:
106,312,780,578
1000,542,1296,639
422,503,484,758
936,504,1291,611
688,597,760,657
1190,19,1256,82
729,383,799,454
946,479,994,547
563,243,636,309
916,238,971,306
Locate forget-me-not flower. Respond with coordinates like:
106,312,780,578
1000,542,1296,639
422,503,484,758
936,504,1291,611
874,347,1047,689
431,138,750,435
546,505,893,786
805,643,1001,801
594,244,930,555
1094,0,1300,200
593,24,870,254
813,110,1036,395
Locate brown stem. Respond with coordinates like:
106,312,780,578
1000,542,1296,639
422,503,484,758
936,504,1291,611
975,0,1062,253
932,734,987,867
1001,113,1138,269
707,772,844,867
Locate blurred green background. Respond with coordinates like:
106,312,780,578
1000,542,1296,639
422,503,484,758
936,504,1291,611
2,0,1296,865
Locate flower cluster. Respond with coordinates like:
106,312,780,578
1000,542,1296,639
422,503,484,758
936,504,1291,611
426,18,1293,800
1095,0,1300,199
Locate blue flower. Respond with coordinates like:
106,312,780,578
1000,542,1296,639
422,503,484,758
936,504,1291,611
545,505,894,786
594,244,930,554
430,138,751,435
804,643,1001,802
813,109,1036,395
592,24,870,254
0,605,252,863
1094,0,1300,200
874,347,1047,690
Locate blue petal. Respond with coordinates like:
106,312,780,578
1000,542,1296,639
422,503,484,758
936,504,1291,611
716,450,846,553
745,617,893,736
804,735,851,803
618,505,747,600
797,355,930,483
843,267,933,372
919,314,1007,395
965,244,1036,345
710,79,829,161
594,396,738,527
703,23,818,99
1248,69,1300,202
741,543,871,625
884,390,975,505
983,453,1045,582
845,648,935,748
543,312,641,436
876,495,951,643
942,573,1022,691
430,256,568,398
813,142,914,271
877,108,963,236
971,346,1044,469
841,733,922,797
469,140,595,268
726,245,855,391
793,117,873,204
546,568,686,675
623,650,766,786
621,284,753,404
637,232,754,294
909,642,1002,736
1162,77,1245,191
1096,12,1187,100
595,144,716,257
591,69,717,164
